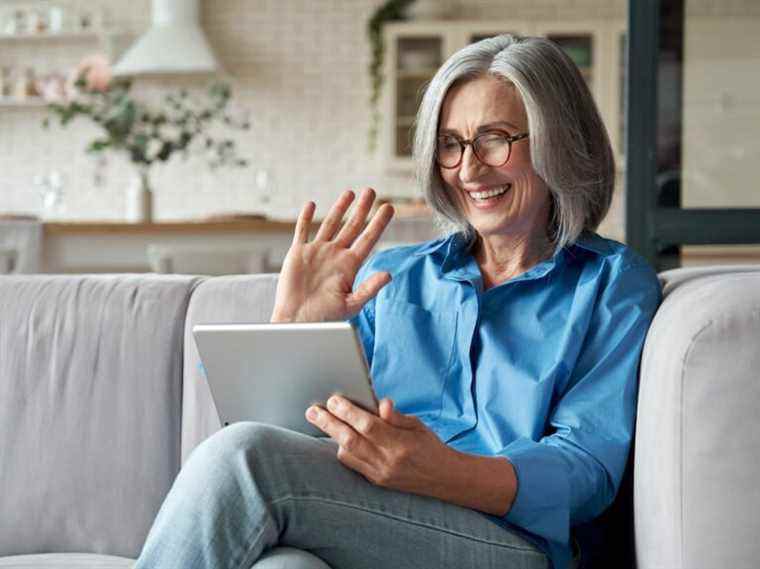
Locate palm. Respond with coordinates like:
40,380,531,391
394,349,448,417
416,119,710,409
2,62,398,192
271,189,394,323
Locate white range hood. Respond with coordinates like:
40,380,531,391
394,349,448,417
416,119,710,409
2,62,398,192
113,0,221,76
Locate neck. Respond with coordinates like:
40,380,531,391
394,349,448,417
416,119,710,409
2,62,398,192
474,229,553,288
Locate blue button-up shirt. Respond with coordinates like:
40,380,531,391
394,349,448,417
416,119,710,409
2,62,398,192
350,231,662,569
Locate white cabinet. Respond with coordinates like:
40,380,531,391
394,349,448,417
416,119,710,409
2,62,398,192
382,21,626,171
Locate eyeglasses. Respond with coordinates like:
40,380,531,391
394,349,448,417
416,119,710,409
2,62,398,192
435,130,529,169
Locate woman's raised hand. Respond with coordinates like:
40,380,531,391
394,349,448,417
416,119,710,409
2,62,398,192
270,188,395,323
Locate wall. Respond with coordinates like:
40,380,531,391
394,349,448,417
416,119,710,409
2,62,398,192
0,0,632,230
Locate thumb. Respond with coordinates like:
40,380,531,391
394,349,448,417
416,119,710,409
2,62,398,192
379,398,419,428
351,271,391,306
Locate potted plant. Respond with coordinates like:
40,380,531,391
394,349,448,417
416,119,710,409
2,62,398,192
42,55,250,222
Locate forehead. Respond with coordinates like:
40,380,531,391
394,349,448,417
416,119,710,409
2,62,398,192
438,74,526,132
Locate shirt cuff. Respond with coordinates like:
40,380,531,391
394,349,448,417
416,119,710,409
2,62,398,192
501,437,570,546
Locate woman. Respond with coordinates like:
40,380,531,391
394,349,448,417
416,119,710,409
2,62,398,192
135,35,661,569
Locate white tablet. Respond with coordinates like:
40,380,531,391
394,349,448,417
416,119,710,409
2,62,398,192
192,321,377,436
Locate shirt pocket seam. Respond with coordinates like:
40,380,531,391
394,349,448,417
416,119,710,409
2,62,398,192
432,308,460,424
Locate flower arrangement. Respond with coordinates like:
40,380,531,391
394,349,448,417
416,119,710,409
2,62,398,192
42,55,249,218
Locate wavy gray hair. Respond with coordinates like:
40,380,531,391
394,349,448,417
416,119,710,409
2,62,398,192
413,34,615,252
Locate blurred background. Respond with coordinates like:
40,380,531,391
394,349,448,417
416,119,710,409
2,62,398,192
0,0,757,274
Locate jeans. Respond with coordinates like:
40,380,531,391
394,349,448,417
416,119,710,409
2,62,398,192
135,422,550,569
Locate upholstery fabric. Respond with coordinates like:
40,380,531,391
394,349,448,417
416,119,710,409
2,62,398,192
181,274,279,462
253,547,332,569
658,264,760,297
0,553,134,568
635,269,760,569
0,275,200,558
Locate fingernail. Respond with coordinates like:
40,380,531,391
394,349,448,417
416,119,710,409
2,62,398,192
306,407,318,421
327,397,338,411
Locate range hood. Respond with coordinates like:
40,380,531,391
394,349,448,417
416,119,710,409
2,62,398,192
113,0,220,76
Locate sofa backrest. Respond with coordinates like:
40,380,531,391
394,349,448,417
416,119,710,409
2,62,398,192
0,275,199,558
636,266,760,569
181,274,279,463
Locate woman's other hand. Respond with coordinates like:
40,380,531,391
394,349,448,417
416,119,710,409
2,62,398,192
271,188,394,323
306,396,519,515
306,396,456,497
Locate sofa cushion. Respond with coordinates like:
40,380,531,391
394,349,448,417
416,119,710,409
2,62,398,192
635,270,760,569
181,274,279,462
0,553,134,568
0,275,200,559
658,264,760,297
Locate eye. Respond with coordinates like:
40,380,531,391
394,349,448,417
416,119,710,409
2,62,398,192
437,135,461,151
478,132,510,148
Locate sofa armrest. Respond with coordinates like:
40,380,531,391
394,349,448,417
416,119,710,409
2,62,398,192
635,269,760,569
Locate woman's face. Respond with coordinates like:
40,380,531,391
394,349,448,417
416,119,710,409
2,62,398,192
437,75,551,241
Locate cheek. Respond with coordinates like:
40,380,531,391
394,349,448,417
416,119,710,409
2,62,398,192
438,166,456,189
438,169,464,205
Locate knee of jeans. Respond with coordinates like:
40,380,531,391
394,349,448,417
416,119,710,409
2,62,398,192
189,422,284,467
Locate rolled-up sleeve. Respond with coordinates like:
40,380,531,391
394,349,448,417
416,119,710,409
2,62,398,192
501,264,662,552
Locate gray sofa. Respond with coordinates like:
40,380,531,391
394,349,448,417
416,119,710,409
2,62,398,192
0,267,758,568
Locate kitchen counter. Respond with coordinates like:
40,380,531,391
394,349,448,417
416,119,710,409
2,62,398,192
39,212,438,273
41,218,302,273
43,218,298,236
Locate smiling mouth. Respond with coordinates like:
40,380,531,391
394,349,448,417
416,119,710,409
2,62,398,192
466,184,512,202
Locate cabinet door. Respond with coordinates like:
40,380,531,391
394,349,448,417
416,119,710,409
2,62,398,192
534,23,616,157
384,29,445,169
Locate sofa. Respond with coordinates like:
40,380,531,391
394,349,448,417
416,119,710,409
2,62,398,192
0,266,758,569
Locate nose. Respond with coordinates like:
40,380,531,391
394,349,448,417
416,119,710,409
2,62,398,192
458,144,487,184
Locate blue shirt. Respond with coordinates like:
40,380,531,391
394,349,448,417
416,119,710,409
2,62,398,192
350,231,662,569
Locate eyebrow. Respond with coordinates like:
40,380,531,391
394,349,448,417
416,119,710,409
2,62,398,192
438,121,521,136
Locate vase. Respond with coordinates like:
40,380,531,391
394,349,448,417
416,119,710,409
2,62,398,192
126,167,153,223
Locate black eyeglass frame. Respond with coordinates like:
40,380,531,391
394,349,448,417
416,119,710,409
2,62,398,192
435,130,530,169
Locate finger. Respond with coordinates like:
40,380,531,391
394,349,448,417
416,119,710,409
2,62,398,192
305,405,374,457
335,445,376,481
379,398,420,429
350,203,395,260
292,201,316,245
314,190,355,242
333,188,376,247
327,395,383,440
345,271,391,315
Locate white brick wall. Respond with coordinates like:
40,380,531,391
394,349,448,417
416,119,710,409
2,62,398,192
0,0,626,225
5,0,752,232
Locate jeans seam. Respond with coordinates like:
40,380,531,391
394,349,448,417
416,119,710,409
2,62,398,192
233,511,276,569
270,494,543,556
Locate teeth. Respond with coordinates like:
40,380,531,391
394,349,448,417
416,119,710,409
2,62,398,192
469,185,510,200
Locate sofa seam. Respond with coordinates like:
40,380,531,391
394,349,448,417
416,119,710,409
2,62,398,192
678,318,714,569
177,276,209,470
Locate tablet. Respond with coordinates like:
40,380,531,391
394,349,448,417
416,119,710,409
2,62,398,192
192,321,377,436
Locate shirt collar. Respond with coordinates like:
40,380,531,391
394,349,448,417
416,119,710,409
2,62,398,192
414,230,607,284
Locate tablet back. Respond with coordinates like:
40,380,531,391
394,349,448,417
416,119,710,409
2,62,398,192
192,322,376,436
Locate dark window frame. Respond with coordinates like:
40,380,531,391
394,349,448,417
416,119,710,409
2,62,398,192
625,0,760,271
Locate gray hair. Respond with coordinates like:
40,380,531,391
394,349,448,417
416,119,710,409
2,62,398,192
413,34,615,252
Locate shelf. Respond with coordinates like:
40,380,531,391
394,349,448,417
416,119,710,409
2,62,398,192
0,30,103,42
42,219,301,236
0,97,47,108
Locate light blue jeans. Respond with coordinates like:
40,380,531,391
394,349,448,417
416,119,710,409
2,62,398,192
135,422,549,569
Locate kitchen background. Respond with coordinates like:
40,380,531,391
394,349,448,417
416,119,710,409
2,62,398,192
0,0,758,272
